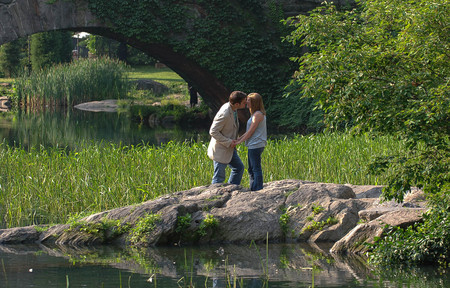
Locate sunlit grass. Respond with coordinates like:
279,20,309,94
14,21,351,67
127,65,184,83
0,132,405,228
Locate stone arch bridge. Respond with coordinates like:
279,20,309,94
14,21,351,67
0,0,349,114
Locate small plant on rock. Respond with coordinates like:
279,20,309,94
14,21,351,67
311,203,324,215
129,213,161,245
303,216,339,232
197,214,219,237
176,213,192,234
65,218,130,243
279,213,290,236
279,204,301,237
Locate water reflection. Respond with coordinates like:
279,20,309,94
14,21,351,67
0,243,447,288
0,108,209,150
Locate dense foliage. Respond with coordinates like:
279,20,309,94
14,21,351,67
84,34,156,65
0,38,25,77
283,0,449,265
130,102,211,128
31,31,73,70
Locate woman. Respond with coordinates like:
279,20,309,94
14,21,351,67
236,93,267,191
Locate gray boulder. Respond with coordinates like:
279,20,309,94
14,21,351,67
330,188,428,254
0,226,41,244
330,208,426,254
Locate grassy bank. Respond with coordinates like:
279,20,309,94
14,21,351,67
0,132,405,228
128,65,184,83
13,58,130,107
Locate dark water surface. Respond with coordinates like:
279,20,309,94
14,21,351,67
0,108,209,149
1,243,447,288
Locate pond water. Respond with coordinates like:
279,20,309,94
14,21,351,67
0,108,210,149
1,243,447,288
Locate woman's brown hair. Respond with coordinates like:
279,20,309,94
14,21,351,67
247,93,266,115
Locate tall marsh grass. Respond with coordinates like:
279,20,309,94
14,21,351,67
0,133,405,228
14,58,130,107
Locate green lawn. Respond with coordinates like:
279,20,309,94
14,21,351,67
127,65,185,84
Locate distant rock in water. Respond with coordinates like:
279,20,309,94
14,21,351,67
0,180,427,255
74,99,118,112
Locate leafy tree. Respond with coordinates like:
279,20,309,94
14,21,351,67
0,38,26,77
31,31,73,70
126,46,156,66
84,34,154,65
85,34,114,58
284,0,449,200
283,0,449,265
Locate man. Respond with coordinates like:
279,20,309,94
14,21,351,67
188,82,198,108
207,91,247,184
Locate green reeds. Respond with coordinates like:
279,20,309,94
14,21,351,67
0,132,405,228
263,132,402,184
14,58,130,107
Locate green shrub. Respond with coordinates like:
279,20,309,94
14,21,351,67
369,190,450,267
130,102,210,128
279,212,290,236
303,217,338,233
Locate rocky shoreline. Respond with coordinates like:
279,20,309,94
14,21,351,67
0,180,427,254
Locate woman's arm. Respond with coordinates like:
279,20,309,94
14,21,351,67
236,112,264,145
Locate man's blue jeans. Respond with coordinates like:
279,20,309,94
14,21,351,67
248,147,265,191
212,149,244,185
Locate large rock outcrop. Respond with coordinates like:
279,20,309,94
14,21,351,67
0,180,427,254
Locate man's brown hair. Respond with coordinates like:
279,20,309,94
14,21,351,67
229,91,247,104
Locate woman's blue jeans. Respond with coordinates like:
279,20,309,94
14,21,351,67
212,149,244,185
248,147,264,191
